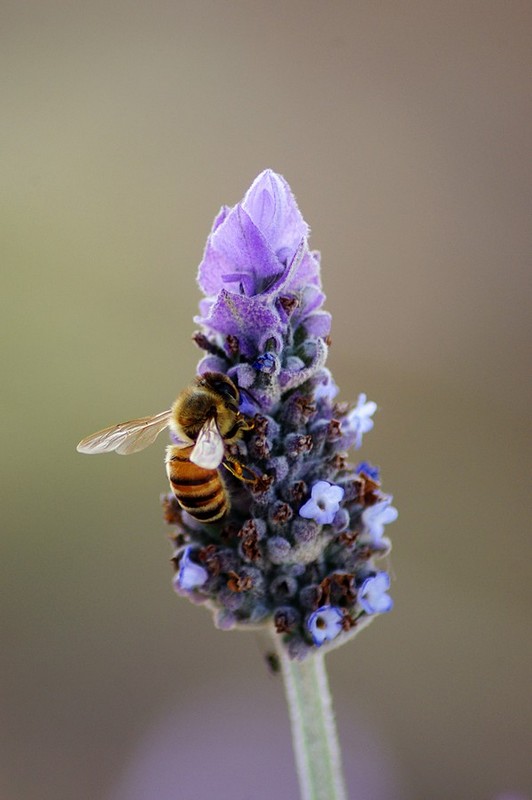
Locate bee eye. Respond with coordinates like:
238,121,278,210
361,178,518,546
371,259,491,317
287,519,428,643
203,372,239,403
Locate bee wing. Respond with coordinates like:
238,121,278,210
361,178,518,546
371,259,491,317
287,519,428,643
77,410,172,455
190,417,224,469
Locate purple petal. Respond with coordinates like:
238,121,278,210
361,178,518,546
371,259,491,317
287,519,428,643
195,288,282,357
300,311,332,337
242,169,309,258
196,355,227,375
227,363,256,389
267,248,322,300
211,204,231,232
197,206,283,297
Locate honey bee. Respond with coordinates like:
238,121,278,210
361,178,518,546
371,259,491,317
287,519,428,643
77,372,254,523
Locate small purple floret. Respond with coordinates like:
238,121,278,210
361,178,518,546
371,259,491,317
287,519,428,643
355,461,380,481
176,547,208,591
253,352,277,374
299,481,344,525
361,498,398,548
342,393,377,449
358,572,393,614
307,605,344,646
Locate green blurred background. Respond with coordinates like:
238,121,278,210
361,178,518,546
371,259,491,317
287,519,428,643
2,2,531,799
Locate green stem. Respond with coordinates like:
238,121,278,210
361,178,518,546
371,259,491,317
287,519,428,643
275,637,348,800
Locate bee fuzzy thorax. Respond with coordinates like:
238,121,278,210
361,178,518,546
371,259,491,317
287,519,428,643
170,372,242,443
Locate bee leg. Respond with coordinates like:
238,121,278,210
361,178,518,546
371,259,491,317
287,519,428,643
236,414,254,433
222,458,257,484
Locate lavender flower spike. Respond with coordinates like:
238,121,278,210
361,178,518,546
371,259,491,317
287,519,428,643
164,170,398,658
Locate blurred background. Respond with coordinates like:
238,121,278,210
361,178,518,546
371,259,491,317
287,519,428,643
2,2,531,799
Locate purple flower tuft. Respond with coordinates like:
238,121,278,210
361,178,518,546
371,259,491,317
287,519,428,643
164,171,398,658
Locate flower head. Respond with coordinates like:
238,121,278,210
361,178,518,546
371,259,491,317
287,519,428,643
164,170,397,658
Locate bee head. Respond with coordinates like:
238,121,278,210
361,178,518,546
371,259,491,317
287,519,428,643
197,372,240,410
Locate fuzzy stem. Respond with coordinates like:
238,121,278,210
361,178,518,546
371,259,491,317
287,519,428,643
275,636,348,800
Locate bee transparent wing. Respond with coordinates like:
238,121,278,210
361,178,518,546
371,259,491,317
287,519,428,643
77,409,172,455
190,417,225,469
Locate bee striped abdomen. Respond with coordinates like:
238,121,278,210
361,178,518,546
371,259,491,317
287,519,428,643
165,446,228,523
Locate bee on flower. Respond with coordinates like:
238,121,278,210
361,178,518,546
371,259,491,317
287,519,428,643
78,169,398,659
158,170,399,658
154,171,400,657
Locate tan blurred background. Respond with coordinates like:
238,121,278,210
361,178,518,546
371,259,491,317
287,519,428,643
2,2,531,799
